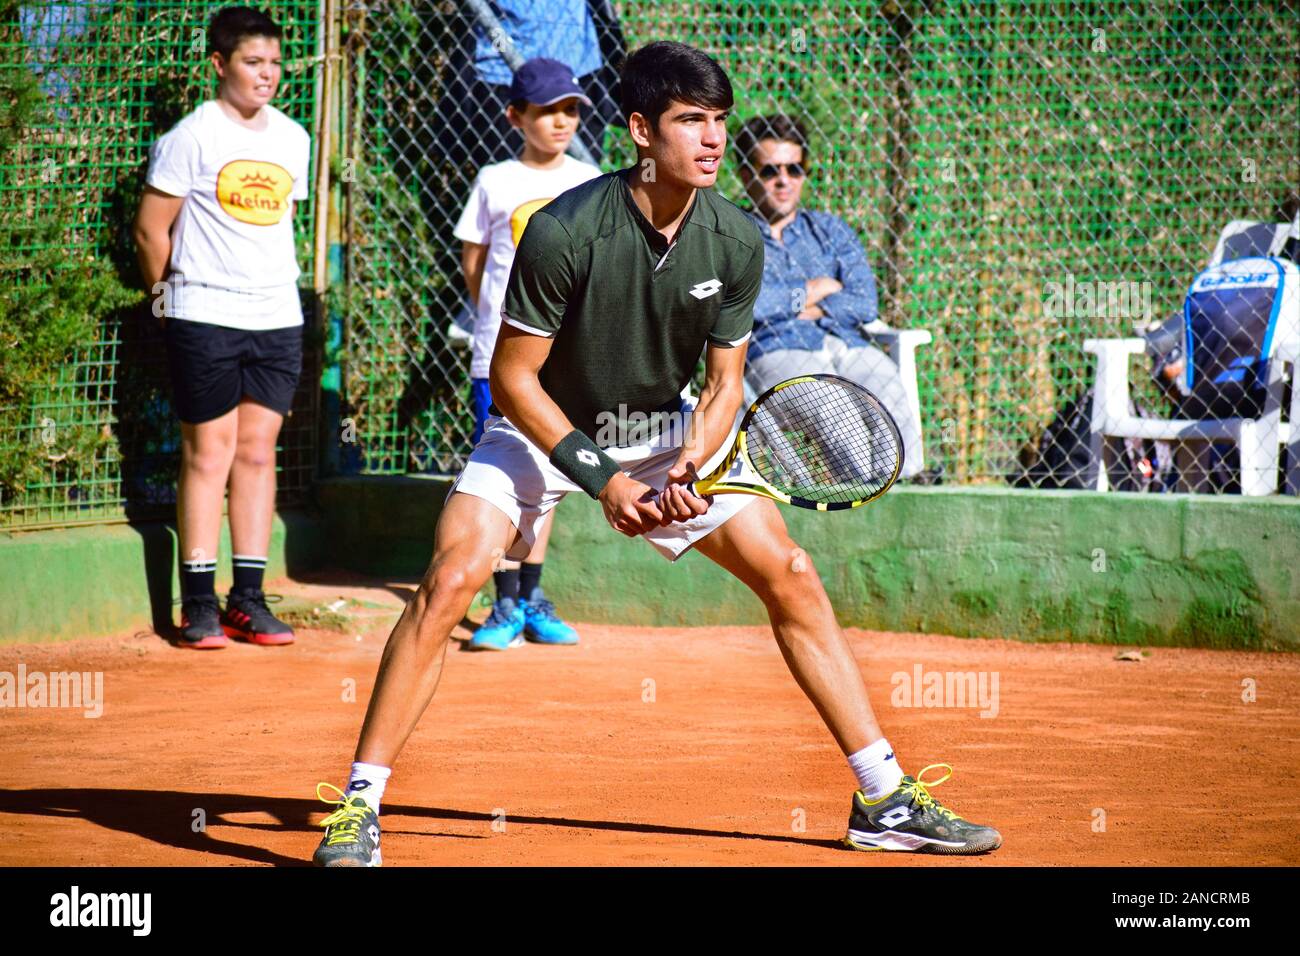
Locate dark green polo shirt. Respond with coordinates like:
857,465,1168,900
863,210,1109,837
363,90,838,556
499,166,764,445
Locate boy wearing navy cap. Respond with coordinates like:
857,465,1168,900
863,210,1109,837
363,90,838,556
452,58,600,651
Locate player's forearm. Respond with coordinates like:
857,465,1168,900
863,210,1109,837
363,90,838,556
488,364,577,456
677,377,743,472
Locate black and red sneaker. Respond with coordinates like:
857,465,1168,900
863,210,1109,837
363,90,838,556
221,588,295,646
176,595,229,650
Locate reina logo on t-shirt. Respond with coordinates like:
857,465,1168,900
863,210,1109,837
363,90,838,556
216,159,294,226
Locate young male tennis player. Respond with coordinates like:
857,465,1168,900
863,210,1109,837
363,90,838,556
311,41,1001,865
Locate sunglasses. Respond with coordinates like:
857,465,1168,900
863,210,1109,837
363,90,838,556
757,162,806,180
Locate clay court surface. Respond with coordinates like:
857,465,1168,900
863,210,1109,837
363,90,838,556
2,574,1297,867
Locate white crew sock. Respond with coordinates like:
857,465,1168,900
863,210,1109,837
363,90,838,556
345,762,391,813
847,738,904,800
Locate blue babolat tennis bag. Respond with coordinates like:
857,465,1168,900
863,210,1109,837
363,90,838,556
1182,256,1300,419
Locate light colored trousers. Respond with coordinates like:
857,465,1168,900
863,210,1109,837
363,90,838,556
747,333,923,478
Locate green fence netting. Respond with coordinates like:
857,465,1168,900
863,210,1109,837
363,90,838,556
336,0,1297,486
0,0,320,529
2,0,1297,531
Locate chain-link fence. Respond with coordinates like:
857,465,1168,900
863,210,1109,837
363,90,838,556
1,0,1296,530
0,0,321,529
337,0,1298,492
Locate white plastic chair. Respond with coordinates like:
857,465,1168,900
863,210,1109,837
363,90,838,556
1279,336,1300,495
1084,218,1299,495
741,323,933,472
863,323,933,473
1083,336,1294,494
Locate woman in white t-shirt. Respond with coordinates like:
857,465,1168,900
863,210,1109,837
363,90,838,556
453,58,601,652
134,7,310,650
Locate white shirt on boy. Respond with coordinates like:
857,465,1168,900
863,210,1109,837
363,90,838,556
146,100,311,330
453,155,601,378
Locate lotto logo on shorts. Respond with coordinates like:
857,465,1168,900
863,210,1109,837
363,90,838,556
577,449,600,466
216,159,294,226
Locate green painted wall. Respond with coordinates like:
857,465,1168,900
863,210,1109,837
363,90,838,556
3,481,1296,648
315,478,1299,650
0,512,327,644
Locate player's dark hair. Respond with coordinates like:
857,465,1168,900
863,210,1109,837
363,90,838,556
733,113,810,169
208,6,282,60
619,41,733,131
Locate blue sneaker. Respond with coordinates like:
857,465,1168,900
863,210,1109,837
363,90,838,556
469,597,525,651
521,589,579,645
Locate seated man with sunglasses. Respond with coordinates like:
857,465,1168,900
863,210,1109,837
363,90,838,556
735,114,922,477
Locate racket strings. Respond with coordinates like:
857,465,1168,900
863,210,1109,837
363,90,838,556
747,378,902,504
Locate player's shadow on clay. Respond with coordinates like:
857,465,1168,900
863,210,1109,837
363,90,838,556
0,787,482,867
0,788,840,864
404,805,843,851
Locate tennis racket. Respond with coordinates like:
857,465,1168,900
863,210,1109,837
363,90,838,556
689,374,904,510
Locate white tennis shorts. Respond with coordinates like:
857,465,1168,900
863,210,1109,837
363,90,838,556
449,414,756,562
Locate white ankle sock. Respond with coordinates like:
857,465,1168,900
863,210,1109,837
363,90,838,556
346,762,391,813
847,738,904,800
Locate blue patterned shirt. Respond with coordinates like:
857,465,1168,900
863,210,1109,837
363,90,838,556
473,1,603,87
743,208,880,361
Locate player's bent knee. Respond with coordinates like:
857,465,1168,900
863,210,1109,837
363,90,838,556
758,549,828,611
413,557,484,621
405,578,469,648
422,563,471,604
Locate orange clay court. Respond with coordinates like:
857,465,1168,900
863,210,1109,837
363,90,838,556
1,575,1296,867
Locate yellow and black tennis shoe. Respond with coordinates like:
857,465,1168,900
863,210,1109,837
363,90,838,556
312,783,382,867
844,764,1002,855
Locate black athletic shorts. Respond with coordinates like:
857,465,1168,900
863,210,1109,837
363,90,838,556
164,320,303,424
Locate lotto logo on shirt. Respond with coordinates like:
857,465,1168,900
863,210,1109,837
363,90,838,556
216,159,294,226
510,198,554,247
